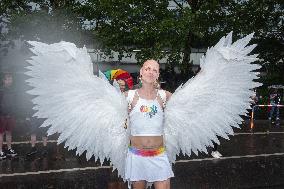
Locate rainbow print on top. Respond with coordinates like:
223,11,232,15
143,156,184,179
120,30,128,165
140,105,158,118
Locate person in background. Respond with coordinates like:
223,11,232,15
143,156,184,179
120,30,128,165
0,73,17,160
250,89,261,118
251,89,259,108
268,89,280,122
26,117,48,157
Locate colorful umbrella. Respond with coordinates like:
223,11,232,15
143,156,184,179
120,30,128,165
104,69,133,89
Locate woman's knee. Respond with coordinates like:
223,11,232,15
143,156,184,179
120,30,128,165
132,180,146,189
154,179,170,189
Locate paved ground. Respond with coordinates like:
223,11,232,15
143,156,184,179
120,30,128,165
0,120,283,189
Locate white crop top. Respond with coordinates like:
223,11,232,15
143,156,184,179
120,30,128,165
127,90,166,136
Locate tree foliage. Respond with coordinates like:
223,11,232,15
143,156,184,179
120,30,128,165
1,0,283,88
193,0,283,86
1,0,90,45
79,0,283,86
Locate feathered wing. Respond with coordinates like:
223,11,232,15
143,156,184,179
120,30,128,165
164,32,262,162
26,41,129,178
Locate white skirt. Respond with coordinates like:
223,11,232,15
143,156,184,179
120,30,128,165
125,149,174,183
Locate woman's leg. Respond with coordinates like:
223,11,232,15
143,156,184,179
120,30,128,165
5,130,12,149
132,181,146,189
154,179,170,189
0,133,3,152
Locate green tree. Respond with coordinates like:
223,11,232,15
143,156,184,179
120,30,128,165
80,0,283,88
2,0,282,89
193,0,283,86
1,0,90,45
78,0,198,89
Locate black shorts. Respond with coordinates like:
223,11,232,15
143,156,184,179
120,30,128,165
0,116,16,133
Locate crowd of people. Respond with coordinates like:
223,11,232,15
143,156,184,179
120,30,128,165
268,89,281,122
251,88,282,122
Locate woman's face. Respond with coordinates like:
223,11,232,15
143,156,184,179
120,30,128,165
140,60,159,84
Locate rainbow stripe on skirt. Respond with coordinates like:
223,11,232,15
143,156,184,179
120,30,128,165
128,146,165,157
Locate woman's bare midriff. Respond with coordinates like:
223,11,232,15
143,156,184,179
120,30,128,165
130,136,163,149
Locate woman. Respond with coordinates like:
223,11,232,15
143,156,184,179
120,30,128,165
26,33,261,189
125,60,173,189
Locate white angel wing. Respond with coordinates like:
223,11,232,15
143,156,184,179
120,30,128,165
113,79,122,92
164,32,262,162
98,71,121,92
98,70,109,81
25,41,129,178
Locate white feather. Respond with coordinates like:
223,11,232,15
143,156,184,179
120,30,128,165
113,79,122,93
25,41,129,179
98,70,108,81
164,32,262,163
